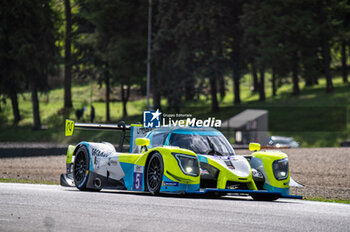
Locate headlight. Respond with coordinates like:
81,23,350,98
172,153,199,177
272,158,289,180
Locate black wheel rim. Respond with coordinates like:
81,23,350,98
147,155,162,191
74,151,88,185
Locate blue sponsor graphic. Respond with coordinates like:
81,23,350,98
160,175,200,192
163,181,179,187
120,162,135,190
143,109,161,128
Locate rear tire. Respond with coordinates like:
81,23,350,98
73,146,101,192
146,152,164,195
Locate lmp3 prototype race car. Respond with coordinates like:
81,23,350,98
61,120,302,201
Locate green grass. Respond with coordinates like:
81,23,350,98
0,81,147,144
0,81,147,126
0,75,349,146
305,197,350,204
0,178,57,185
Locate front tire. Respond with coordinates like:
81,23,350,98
146,152,164,195
73,146,91,191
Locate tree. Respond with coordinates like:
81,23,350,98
335,0,350,84
75,0,147,120
107,2,147,118
242,0,331,97
317,0,334,93
341,40,348,84
241,0,269,101
153,0,193,112
251,60,259,92
223,0,245,105
26,0,59,129
291,51,300,95
259,67,265,101
153,0,236,111
0,3,23,124
271,68,277,96
0,0,59,128
64,0,73,108
74,0,113,121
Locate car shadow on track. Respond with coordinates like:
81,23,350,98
61,186,300,204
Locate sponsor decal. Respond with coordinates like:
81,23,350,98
136,127,153,135
162,181,179,187
200,168,209,175
107,157,118,166
94,157,101,169
143,109,222,128
134,165,144,173
91,147,109,157
162,117,221,127
143,109,162,128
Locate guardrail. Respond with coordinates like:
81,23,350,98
0,143,68,158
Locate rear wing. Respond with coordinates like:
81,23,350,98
65,119,153,153
65,119,131,136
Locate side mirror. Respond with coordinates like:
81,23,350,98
249,143,261,152
135,138,150,147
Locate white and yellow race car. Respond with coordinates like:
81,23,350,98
60,120,302,201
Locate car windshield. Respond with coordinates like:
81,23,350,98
169,133,235,156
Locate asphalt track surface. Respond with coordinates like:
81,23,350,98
0,183,349,232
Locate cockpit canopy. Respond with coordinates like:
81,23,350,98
146,127,235,156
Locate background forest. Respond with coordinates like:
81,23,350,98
0,0,349,147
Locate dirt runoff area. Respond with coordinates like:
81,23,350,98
0,148,349,200
236,148,350,200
